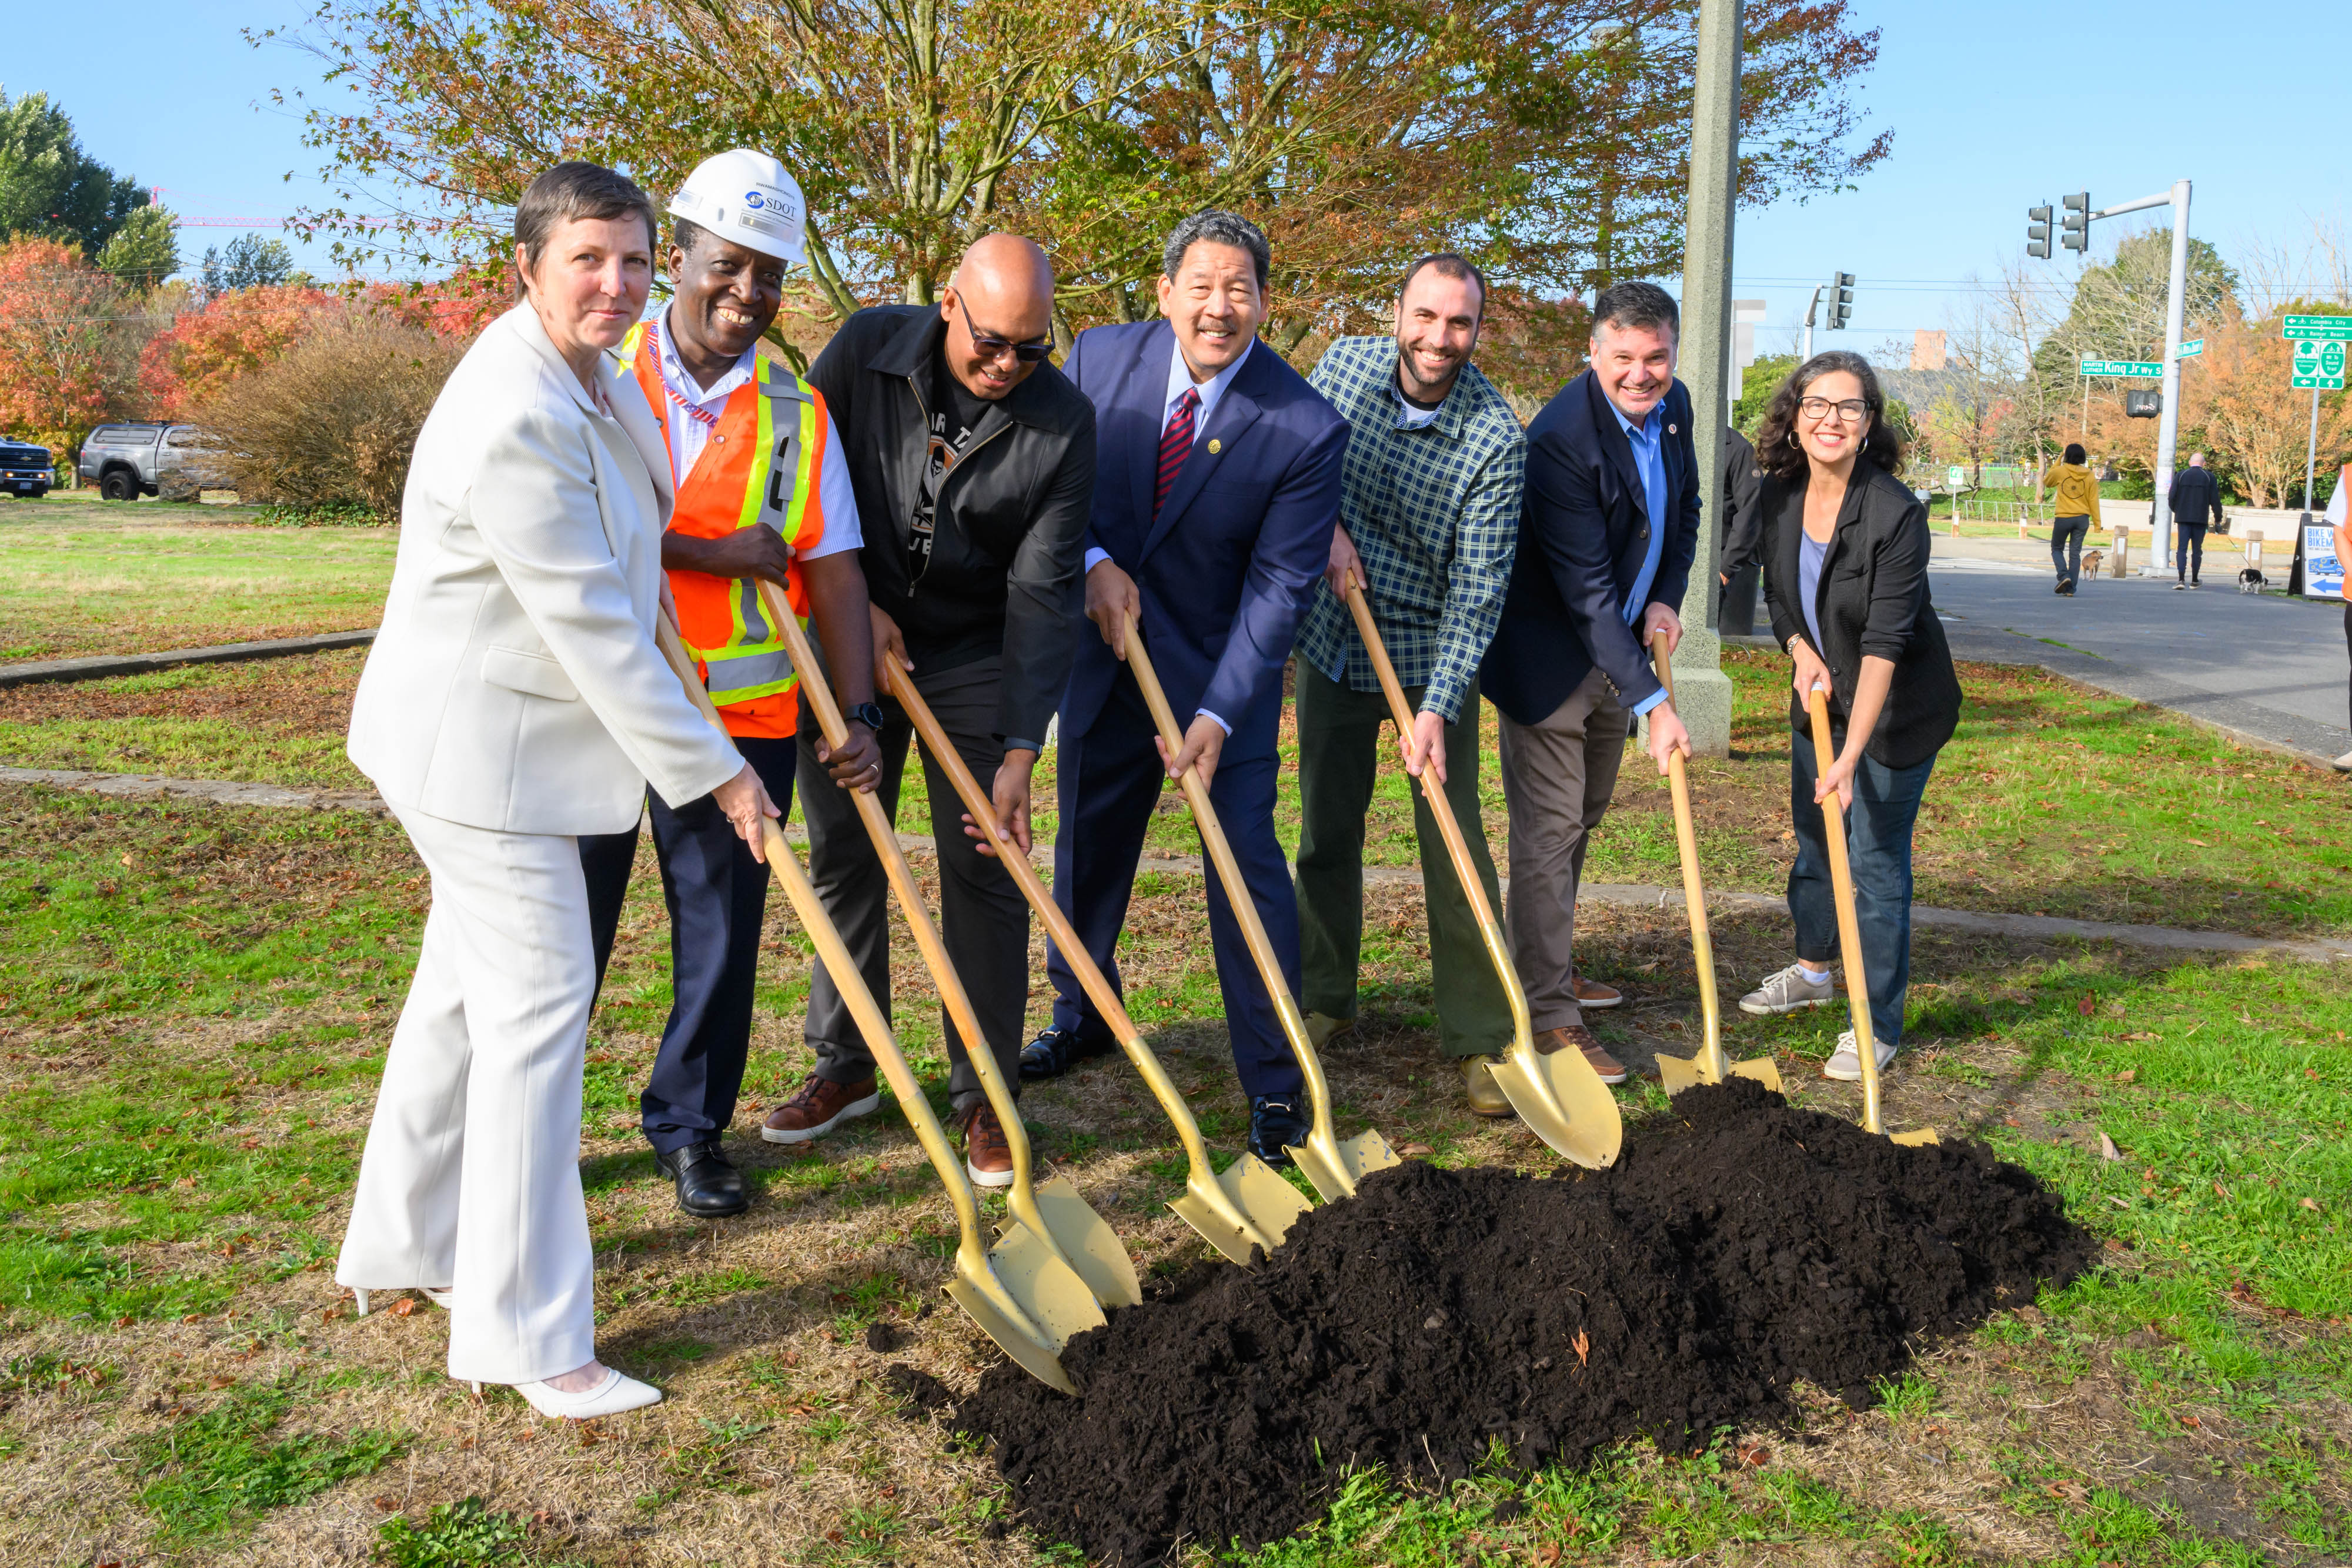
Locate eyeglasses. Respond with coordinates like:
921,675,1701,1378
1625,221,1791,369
963,314,1053,364
1799,396,1869,424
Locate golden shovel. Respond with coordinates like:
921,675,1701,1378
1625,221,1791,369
654,613,1104,1392
1122,611,1399,1202
1806,687,1937,1146
882,657,1308,1263
1339,581,1622,1168
1647,630,1782,1096
751,581,1140,1312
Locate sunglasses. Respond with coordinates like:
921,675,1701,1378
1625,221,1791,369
963,313,1053,364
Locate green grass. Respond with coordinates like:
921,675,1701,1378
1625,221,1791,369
0,501,395,661
134,1378,404,1543
376,1496,534,1567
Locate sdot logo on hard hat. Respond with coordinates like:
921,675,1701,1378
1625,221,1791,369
743,190,766,209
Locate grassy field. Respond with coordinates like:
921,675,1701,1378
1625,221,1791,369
0,779,2344,1566
0,495,395,662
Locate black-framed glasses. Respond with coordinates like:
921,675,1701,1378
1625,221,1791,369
963,313,1053,363
1799,396,1869,424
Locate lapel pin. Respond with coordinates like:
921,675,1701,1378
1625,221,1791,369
1207,438,1222,455
1667,423,1678,434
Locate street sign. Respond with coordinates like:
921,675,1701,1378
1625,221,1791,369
2282,315,2352,340
2080,357,2163,379
1946,465,1966,491
2291,339,2347,390
2176,339,2204,359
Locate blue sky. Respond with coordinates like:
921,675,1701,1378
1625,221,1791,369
9,0,2348,345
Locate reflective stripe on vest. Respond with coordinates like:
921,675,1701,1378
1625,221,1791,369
617,325,821,710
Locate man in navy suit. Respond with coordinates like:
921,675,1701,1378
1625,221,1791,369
1018,209,1348,1168
1482,280,1696,1085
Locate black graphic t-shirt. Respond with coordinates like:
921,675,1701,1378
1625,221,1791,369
910,349,994,584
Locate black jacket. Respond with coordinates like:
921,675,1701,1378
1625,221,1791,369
1763,464,1961,770
805,305,1097,747
1481,370,1700,726
1716,424,1766,579
2170,464,2223,529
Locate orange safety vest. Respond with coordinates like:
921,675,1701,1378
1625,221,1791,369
618,319,828,738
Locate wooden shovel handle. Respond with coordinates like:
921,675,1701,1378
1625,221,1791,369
1806,686,1886,1134
1651,631,1722,1066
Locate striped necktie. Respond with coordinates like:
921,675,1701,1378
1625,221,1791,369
1156,386,1200,519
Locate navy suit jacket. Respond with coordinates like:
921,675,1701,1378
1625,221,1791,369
1481,369,1700,727
1059,320,1348,761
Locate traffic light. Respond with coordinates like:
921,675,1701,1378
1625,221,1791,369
2061,192,2090,253
2124,389,2161,419
1829,272,1856,330
2027,205,2053,259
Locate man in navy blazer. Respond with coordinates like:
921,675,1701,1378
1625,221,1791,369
1018,209,1349,1168
1481,280,1696,1084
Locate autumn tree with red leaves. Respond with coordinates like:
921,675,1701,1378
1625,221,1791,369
0,238,146,454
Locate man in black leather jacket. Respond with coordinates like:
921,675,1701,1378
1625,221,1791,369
761,234,1097,1183
2169,452,2223,589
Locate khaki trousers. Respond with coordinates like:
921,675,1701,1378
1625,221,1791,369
1498,667,1632,1032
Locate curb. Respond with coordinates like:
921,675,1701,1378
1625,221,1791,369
6,765,2344,965
0,630,377,688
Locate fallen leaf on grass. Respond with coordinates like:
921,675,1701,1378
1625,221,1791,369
2214,1181,2230,1199
2114,1069,2136,1083
2303,1198,2323,1212
1535,1547,1563,1568
2099,1133,2120,1161
390,1297,416,1318
2077,992,2096,1017
2185,838,2209,848
1397,1142,1434,1157
1573,1329,1589,1367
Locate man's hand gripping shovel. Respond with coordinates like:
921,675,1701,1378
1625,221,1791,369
750,580,1139,1316
1647,629,1782,1096
880,656,1307,1264
654,609,1102,1394
1806,686,1937,1146
1341,580,1621,1167
1122,611,1398,1202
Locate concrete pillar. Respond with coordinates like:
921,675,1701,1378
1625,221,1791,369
1669,0,1743,757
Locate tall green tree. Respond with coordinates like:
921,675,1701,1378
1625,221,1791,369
0,89,149,254
97,205,179,290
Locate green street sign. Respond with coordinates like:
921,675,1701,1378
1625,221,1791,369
2175,339,2204,359
1946,465,1966,490
2292,338,2346,389
2281,315,2352,340
2080,357,2163,379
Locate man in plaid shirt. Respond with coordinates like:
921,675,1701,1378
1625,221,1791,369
1292,254,1527,1116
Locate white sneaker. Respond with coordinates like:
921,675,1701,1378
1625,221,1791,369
514,1366,662,1419
2334,750,2352,774
1822,1029,1896,1081
1739,962,1836,1016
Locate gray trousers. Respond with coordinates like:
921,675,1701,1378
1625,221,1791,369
1497,667,1632,1032
799,654,1025,1113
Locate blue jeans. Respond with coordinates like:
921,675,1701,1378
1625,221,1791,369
1788,741,1936,1049
2050,515,2089,587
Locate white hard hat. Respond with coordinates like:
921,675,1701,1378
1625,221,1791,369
666,149,807,265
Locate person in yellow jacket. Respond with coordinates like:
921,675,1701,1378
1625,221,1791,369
2041,442,2103,596
576,149,883,1219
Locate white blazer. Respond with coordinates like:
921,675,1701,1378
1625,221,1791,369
348,303,741,835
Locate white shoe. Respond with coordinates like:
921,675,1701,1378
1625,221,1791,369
424,1287,453,1310
1739,962,1836,1016
1822,1029,1896,1081
513,1367,662,1419
2334,750,2352,774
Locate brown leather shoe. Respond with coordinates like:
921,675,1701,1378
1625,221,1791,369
760,1073,880,1145
1571,972,1623,1009
1536,1024,1628,1085
956,1101,1015,1188
1460,1054,1513,1117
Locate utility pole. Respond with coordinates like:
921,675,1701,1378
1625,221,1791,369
1672,0,1740,756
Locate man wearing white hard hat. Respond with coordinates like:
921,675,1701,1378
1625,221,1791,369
577,148,883,1219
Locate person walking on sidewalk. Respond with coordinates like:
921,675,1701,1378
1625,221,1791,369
1481,280,1702,1088
575,151,882,1222
2040,442,2101,596
1291,253,1524,1117
760,235,1097,1187
2170,452,2223,589
2331,467,2352,773
1740,352,1961,1082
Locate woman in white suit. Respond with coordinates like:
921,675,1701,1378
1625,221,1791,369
338,163,776,1419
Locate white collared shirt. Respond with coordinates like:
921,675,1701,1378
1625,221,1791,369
648,307,862,559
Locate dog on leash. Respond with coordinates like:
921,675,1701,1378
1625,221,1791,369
2239,567,2266,593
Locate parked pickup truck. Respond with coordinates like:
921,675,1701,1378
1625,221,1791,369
0,437,52,498
78,422,228,502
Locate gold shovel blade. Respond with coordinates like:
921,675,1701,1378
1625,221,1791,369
1287,1126,1403,1203
1215,1151,1314,1253
1889,1128,1940,1146
944,1272,1083,1396
1025,1173,1143,1309
1656,1051,1785,1096
979,1219,1107,1357
1491,1039,1623,1169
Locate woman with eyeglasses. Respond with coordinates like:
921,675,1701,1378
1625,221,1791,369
1733,352,1962,1084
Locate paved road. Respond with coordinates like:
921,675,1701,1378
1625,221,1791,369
1923,544,2350,763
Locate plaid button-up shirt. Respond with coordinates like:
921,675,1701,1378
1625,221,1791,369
1295,336,1525,722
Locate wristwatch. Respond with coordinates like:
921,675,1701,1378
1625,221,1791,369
847,701,887,733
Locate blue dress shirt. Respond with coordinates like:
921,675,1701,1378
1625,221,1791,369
1611,399,1671,717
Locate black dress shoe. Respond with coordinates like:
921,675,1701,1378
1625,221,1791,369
654,1139,747,1218
1248,1095,1309,1168
1018,1026,1110,1082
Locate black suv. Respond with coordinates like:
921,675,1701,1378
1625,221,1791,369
0,437,51,499
78,423,226,502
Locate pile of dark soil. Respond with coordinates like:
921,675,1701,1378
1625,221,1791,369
948,1078,2095,1566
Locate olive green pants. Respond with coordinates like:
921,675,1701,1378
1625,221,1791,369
1293,661,1512,1059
